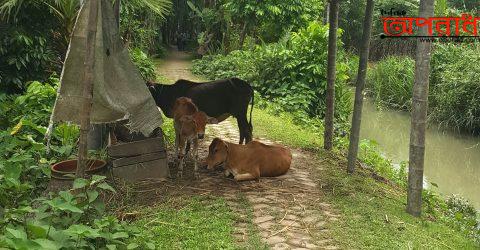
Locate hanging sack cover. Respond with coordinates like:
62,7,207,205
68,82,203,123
50,0,162,136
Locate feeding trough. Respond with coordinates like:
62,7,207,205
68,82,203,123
51,159,107,180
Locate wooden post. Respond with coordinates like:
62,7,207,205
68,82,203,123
323,0,339,151
407,0,434,217
346,0,374,173
77,0,99,178
114,0,120,28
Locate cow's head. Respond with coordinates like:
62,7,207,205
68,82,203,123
180,111,218,139
206,137,228,170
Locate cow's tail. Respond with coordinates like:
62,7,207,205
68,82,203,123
249,84,254,133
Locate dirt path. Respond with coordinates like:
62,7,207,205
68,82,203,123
154,50,339,249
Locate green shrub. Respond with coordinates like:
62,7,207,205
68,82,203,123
430,43,480,134
193,22,353,123
129,47,158,82
366,56,415,111
445,195,480,243
0,31,57,93
0,176,146,249
0,79,150,248
366,43,480,133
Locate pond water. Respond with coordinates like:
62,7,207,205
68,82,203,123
360,99,480,208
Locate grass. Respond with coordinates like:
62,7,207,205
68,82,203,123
249,105,479,249
130,195,237,249
251,105,323,150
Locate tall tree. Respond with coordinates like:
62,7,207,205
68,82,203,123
407,0,435,216
347,0,374,173
323,0,339,150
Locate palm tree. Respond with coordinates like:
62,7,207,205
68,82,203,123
407,0,435,217
0,0,172,52
323,0,339,151
0,0,172,23
347,0,374,173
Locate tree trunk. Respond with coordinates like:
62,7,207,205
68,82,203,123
239,21,248,48
346,0,374,173
407,0,435,217
323,1,330,24
323,0,339,151
77,0,99,178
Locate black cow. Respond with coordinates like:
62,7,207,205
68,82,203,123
148,78,254,144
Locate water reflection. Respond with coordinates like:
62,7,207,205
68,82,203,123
360,99,480,208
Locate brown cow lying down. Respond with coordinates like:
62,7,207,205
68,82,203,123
173,97,217,176
206,138,292,181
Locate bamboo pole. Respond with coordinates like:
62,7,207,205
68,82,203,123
407,0,434,217
77,0,99,178
347,0,374,173
323,0,339,151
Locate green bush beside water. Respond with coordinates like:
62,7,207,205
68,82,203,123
366,43,480,134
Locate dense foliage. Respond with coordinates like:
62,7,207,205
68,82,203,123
366,43,480,134
366,56,415,111
0,176,144,249
120,0,171,55
129,47,158,81
0,78,150,248
0,1,171,247
193,22,353,124
177,0,324,55
0,0,170,93
430,43,480,133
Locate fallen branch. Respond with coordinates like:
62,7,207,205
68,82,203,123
266,221,294,238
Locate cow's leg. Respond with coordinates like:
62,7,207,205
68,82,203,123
177,137,187,177
192,138,199,179
237,116,249,144
174,132,180,157
234,173,257,181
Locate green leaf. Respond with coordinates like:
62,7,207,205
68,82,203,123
107,245,117,250
87,190,99,203
72,178,88,190
10,119,23,135
59,191,74,202
91,175,106,185
97,182,116,193
57,202,83,214
112,232,129,239
146,242,156,249
27,222,48,238
6,227,27,239
65,224,100,238
127,243,139,249
33,239,60,250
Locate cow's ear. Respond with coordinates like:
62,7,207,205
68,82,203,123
207,116,218,124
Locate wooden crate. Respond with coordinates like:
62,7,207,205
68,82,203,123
108,136,169,182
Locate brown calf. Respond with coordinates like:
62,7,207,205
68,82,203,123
206,138,292,181
173,97,217,176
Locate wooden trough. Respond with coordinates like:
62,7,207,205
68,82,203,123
108,136,169,183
